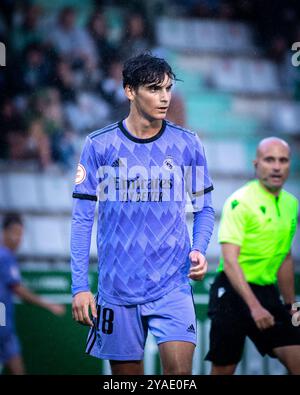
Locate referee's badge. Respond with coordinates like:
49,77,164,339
75,163,86,184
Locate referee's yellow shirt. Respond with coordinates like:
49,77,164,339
217,180,298,285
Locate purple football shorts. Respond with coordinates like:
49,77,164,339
86,283,197,360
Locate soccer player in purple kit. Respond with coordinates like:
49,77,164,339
71,53,214,375
0,214,65,374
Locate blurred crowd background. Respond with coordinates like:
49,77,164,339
0,0,300,375
1,0,300,171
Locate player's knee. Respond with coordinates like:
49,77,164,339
163,364,192,375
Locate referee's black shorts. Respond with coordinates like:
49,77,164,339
205,272,300,366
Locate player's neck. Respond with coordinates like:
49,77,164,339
125,113,163,139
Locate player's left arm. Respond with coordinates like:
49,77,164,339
12,283,65,315
188,135,215,281
277,251,297,313
189,194,214,280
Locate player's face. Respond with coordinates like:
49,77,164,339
129,74,172,122
4,224,24,251
254,142,290,193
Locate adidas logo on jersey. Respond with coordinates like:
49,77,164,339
187,324,195,334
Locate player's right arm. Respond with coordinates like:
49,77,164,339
71,136,99,326
222,243,274,330
219,197,274,331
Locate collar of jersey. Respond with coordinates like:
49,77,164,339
118,120,166,144
253,179,283,202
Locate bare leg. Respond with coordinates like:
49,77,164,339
110,360,144,375
159,341,195,375
273,345,300,375
6,355,25,375
211,363,237,375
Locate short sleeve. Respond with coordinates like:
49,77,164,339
290,198,299,241
73,137,99,201
218,197,249,246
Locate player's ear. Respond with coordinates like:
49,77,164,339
124,85,135,101
253,159,258,168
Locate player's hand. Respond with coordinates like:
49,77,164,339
188,250,208,281
72,291,97,327
250,305,275,330
47,304,66,316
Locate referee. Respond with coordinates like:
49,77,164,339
205,137,300,374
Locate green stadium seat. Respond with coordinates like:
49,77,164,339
186,92,232,112
188,112,260,137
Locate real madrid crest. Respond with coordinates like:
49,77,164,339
163,156,175,171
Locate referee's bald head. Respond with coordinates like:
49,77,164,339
256,137,290,159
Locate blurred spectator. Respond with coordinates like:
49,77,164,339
119,12,153,60
87,11,117,74
2,0,300,172
1,95,53,170
18,118,52,169
99,56,129,122
18,43,54,92
2,94,52,170
11,4,43,55
53,59,77,103
64,91,110,134
27,89,75,169
48,7,97,70
0,98,24,160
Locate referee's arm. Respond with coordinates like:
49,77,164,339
277,251,296,312
222,243,275,331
